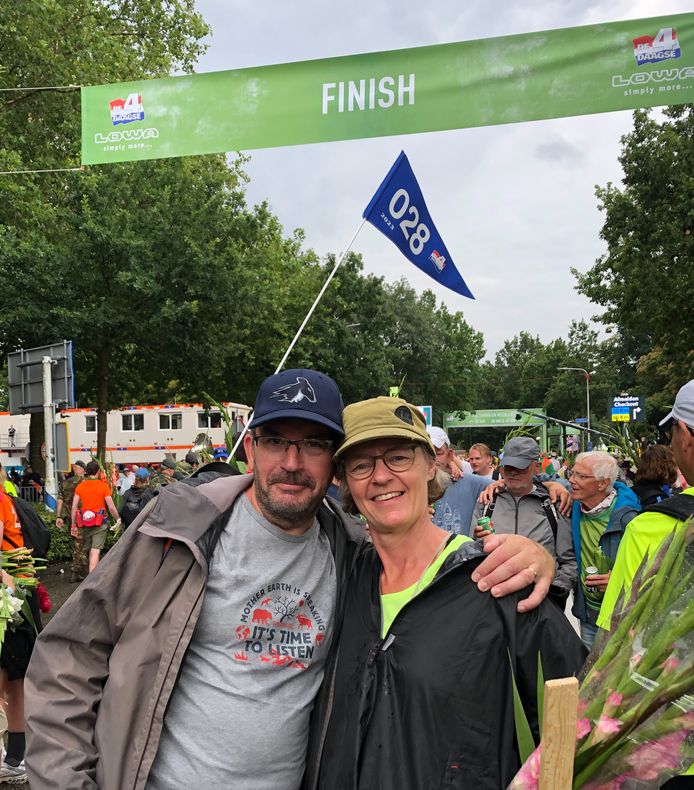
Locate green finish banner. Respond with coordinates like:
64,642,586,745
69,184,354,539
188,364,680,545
444,409,546,428
81,14,694,165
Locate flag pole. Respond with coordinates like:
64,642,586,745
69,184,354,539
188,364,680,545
229,217,366,460
274,217,366,374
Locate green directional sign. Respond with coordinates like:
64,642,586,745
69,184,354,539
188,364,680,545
81,14,694,165
444,409,546,428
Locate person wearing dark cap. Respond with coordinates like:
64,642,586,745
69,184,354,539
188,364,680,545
312,398,585,790
25,369,556,790
213,447,229,462
55,460,88,582
151,457,182,489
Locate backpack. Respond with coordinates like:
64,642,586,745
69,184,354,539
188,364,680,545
482,488,566,609
482,489,560,543
644,494,694,521
6,495,52,558
632,480,669,508
120,487,155,528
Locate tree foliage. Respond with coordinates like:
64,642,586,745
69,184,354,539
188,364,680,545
573,105,694,413
0,0,211,462
0,0,486,461
289,256,484,418
0,0,208,168
475,321,633,426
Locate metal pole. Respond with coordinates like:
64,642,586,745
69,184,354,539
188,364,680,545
273,218,366,374
229,218,367,461
558,366,594,451
42,356,57,500
585,372,591,449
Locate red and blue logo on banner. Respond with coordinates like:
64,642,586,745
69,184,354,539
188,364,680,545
110,93,145,126
632,28,681,66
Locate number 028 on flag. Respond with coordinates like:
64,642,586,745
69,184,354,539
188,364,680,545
363,151,474,299
388,189,431,255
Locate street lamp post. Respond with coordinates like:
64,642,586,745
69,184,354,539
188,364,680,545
558,367,596,449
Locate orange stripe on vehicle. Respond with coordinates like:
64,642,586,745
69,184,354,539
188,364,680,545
69,445,199,452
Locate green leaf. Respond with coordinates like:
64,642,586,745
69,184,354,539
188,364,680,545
537,651,545,735
509,650,537,763
19,595,38,634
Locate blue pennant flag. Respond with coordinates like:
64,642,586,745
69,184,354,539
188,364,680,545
363,151,474,300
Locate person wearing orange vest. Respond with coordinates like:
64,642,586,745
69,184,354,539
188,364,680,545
71,461,120,574
0,491,33,781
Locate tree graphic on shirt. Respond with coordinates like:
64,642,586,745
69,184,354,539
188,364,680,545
274,596,298,622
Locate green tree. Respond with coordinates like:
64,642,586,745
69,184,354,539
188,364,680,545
573,105,694,415
286,253,396,404
1,0,210,465
2,156,246,456
282,257,485,417
475,321,635,431
0,0,208,168
476,332,561,411
378,281,484,419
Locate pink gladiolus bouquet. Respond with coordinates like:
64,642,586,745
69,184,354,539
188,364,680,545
510,519,694,789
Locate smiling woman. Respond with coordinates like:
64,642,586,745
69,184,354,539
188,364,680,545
310,396,587,790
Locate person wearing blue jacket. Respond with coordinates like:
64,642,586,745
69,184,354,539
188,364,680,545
569,451,642,648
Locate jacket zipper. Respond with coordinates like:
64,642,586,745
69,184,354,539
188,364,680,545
306,520,366,790
369,550,478,664
131,556,208,789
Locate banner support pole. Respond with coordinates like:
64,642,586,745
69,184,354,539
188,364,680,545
229,217,366,460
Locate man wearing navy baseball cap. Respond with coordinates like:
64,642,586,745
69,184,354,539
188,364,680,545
25,368,555,790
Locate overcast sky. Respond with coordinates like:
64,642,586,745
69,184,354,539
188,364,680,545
192,0,690,358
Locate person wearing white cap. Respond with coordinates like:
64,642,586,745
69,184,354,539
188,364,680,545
426,426,473,476
599,380,694,632
426,425,492,536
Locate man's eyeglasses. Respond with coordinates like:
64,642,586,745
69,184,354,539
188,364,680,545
570,470,596,481
664,420,694,442
343,445,417,480
252,435,335,458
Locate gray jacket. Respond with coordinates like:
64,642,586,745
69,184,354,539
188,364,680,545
25,472,365,790
471,484,577,594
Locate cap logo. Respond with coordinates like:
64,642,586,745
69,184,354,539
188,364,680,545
394,405,414,425
271,376,317,405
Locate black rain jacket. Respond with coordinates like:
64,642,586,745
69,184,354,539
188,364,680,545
310,540,587,790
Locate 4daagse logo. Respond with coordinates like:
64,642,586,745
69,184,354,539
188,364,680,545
429,250,446,272
110,92,145,125
633,28,681,67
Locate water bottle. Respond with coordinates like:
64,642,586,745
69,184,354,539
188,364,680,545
442,502,453,532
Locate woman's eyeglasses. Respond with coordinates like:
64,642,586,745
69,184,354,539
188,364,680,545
343,445,417,480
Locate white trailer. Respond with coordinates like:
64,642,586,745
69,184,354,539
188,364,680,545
0,401,250,468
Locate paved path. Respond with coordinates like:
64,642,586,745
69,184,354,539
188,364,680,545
2,562,74,788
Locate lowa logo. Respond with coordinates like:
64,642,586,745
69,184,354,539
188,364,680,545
94,128,159,144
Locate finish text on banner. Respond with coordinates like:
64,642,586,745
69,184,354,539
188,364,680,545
81,14,694,165
363,152,474,299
